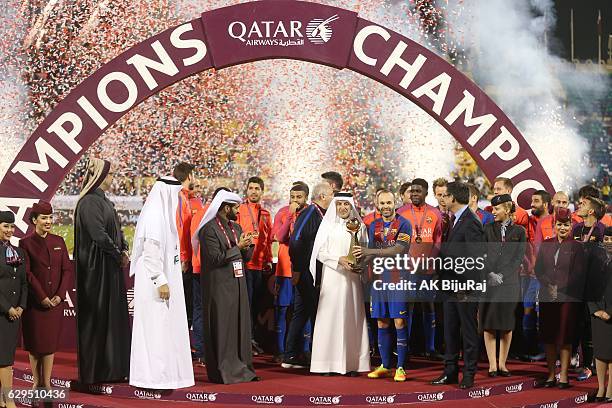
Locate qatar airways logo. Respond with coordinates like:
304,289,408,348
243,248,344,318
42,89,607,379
468,387,492,399
51,378,72,388
417,392,445,402
505,383,524,393
186,392,218,402
365,395,396,404
308,395,341,405
251,395,284,404
228,16,338,46
134,389,162,400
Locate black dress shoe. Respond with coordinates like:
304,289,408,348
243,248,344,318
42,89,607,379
251,376,261,382
345,371,359,377
497,370,511,377
587,393,606,403
557,381,571,389
431,374,458,385
535,378,556,388
459,377,474,389
488,371,498,378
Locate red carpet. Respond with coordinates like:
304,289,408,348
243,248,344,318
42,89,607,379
10,350,605,407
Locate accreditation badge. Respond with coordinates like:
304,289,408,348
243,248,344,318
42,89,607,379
233,260,244,278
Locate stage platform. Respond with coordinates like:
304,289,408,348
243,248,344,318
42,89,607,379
10,350,605,407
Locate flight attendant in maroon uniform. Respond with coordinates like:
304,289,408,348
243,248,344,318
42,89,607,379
20,201,73,392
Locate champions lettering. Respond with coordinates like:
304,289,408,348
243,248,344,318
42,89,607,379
351,24,547,200
4,22,207,234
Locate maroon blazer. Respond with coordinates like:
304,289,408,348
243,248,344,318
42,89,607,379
535,236,586,302
20,233,72,305
19,232,73,353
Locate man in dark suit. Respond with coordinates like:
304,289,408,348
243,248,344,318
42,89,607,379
431,181,485,389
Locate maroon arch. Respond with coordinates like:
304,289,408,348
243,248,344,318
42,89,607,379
0,0,553,237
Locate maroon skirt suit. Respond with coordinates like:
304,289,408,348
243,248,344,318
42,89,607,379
535,237,586,345
20,232,73,354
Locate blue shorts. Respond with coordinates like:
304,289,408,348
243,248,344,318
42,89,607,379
370,299,410,319
275,276,293,307
521,276,540,308
370,279,410,319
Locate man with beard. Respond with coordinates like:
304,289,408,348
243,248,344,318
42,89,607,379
272,182,311,362
535,191,571,246
194,190,258,384
355,190,412,382
237,176,273,355
520,190,552,361
74,158,130,384
397,179,443,360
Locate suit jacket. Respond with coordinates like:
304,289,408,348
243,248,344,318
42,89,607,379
483,222,527,287
438,207,485,288
0,246,28,314
289,204,324,274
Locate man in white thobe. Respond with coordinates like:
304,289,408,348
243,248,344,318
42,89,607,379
129,176,194,389
309,192,370,376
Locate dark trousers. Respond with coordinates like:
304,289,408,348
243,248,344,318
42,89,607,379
183,267,193,326
192,273,203,358
246,269,264,339
286,271,318,359
442,299,479,378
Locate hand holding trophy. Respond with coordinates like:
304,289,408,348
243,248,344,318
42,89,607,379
345,217,363,273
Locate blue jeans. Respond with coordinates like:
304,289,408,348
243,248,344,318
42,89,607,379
192,274,203,358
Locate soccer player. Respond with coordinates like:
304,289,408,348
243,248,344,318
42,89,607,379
272,182,311,363
354,190,412,382
397,179,443,360
237,176,273,356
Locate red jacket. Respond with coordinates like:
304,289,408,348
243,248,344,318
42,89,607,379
237,201,273,270
176,187,194,263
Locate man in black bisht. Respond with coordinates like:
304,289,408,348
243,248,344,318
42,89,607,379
194,189,258,384
74,158,130,384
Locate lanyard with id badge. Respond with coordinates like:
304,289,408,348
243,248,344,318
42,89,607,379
216,217,244,278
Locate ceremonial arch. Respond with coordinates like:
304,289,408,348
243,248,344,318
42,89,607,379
0,0,554,237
